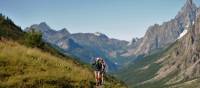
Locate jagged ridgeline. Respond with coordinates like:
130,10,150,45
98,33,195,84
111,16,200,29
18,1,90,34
25,22,130,72
0,14,126,88
116,0,200,88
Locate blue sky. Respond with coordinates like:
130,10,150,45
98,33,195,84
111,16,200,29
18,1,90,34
0,0,199,41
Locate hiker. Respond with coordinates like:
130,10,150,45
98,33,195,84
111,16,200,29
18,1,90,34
92,57,102,86
100,58,106,85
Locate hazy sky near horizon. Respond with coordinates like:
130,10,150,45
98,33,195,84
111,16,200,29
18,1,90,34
0,0,200,41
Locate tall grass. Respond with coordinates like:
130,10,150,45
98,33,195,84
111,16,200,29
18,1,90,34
0,41,94,88
0,40,126,88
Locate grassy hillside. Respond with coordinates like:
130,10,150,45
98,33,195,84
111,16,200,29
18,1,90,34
0,14,126,88
0,13,24,40
0,40,126,88
0,40,94,88
167,78,200,88
115,42,178,88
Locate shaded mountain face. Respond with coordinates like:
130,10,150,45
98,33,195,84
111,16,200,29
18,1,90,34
150,14,200,86
25,22,129,71
146,12,200,87
116,12,200,88
116,1,200,87
122,38,143,57
125,0,197,56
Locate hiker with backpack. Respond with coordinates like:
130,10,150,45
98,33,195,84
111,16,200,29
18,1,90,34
92,57,106,86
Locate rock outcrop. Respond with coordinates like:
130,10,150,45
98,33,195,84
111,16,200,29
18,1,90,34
125,0,197,56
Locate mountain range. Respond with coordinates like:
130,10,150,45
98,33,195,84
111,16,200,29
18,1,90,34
116,0,200,87
25,22,130,71
24,0,200,87
25,0,197,70
124,0,197,56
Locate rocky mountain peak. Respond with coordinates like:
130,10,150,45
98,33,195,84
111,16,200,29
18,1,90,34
38,22,52,31
39,22,48,26
124,0,198,56
58,28,70,34
176,0,197,24
130,38,140,44
93,32,109,39
94,32,103,36
186,0,193,5
183,0,196,10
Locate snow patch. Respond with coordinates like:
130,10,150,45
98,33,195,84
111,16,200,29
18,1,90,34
57,41,69,49
192,21,195,25
94,32,102,36
57,42,63,46
178,29,188,39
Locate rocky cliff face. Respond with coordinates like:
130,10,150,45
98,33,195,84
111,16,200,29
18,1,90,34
116,11,200,88
116,1,200,87
152,13,200,84
125,0,197,56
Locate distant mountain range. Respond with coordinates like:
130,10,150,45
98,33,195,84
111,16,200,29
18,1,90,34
25,0,200,87
25,22,129,71
25,0,198,72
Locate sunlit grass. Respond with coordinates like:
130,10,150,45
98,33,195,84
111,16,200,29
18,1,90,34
0,40,126,88
0,41,94,88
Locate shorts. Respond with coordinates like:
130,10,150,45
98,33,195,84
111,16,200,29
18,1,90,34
94,71,101,79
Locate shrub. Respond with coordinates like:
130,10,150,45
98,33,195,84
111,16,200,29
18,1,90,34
24,29,43,47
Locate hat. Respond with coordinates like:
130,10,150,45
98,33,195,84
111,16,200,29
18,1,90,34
96,57,100,61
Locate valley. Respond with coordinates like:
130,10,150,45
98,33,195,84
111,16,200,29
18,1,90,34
1,0,200,88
